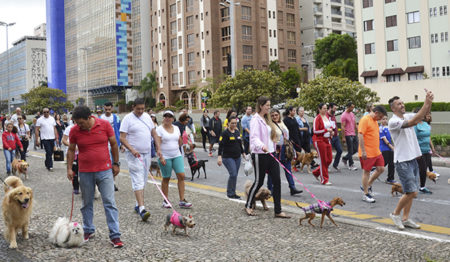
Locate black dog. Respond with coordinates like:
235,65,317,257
186,152,208,181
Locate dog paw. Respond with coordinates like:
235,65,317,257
9,242,18,249
24,234,29,240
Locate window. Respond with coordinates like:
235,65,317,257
286,13,295,27
443,67,446,76
222,27,231,41
286,0,295,9
242,25,252,40
364,76,377,84
178,36,182,49
434,33,438,42
408,72,423,80
364,20,373,31
288,49,297,62
408,36,421,49
432,67,436,77
241,6,251,21
363,0,373,8
187,34,195,47
170,4,176,18
442,32,445,42
270,48,273,56
434,7,437,16
186,0,193,12
365,43,375,54
269,30,272,37
436,67,440,77
440,6,443,15
407,11,420,23
273,30,277,38
387,39,398,51
243,45,253,60
274,49,277,57
386,15,397,27
278,11,283,23
287,31,296,44
431,34,435,43
171,55,178,69
444,5,448,15
187,52,195,66
188,71,196,84
171,38,177,51
172,73,179,85
222,46,231,61
186,16,194,30
385,0,395,3
386,74,401,82
221,7,230,21
446,32,449,41
170,21,177,35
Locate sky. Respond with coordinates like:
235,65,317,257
0,0,46,53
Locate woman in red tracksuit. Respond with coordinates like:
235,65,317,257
312,103,333,185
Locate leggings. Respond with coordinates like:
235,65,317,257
417,153,430,188
201,128,210,149
19,139,29,161
245,153,282,214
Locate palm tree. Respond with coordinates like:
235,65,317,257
135,71,159,106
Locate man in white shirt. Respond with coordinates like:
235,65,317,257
10,107,22,126
35,108,59,171
120,98,161,221
388,91,433,231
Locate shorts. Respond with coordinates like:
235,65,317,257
158,156,185,178
395,159,419,193
360,154,384,171
126,151,151,191
210,136,219,145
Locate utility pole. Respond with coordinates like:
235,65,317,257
0,21,16,115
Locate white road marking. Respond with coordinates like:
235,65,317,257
376,227,450,243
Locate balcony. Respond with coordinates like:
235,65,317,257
314,19,324,26
331,9,342,16
314,7,323,13
345,0,354,6
331,0,342,3
345,12,354,18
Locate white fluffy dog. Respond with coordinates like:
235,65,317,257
49,217,84,248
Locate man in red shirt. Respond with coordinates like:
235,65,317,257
67,106,123,248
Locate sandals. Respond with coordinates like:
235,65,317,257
274,212,291,219
245,208,256,216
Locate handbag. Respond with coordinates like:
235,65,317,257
275,123,294,161
53,147,64,161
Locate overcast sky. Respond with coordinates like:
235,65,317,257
0,0,46,53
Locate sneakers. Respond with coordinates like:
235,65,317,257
48,167,54,172
363,194,375,203
162,201,171,209
324,182,333,186
73,189,80,195
110,238,123,248
390,213,405,230
140,209,151,221
360,185,373,194
228,194,242,199
84,232,95,242
290,188,303,195
114,184,119,192
134,206,139,213
348,165,358,171
385,179,397,184
332,165,340,171
179,199,192,208
419,187,432,194
342,159,348,167
208,152,213,157
403,218,421,229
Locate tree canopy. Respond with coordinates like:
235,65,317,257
287,76,379,116
21,86,74,114
269,60,305,98
135,71,158,107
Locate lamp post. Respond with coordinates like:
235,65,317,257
220,1,240,77
80,47,91,108
0,21,16,115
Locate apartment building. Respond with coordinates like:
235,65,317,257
355,0,450,103
299,0,356,80
151,0,302,109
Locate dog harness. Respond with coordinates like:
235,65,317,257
302,201,332,214
170,210,184,228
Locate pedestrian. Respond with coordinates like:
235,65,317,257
388,92,433,231
312,103,333,185
174,113,193,154
120,98,161,221
62,117,80,194
10,107,22,126
241,106,253,154
424,113,440,177
413,108,433,194
200,108,211,152
358,106,387,203
180,108,196,137
156,110,192,209
379,115,396,184
218,116,245,199
296,107,318,169
283,106,302,159
55,114,65,147
67,106,123,247
35,111,41,120
269,109,302,196
364,103,374,116
223,109,241,132
245,96,290,218
96,108,103,118
2,122,23,175
208,110,222,157
327,103,343,171
341,102,358,171
62,114,70,128
30,118,37,150
1,113,6,131
16,115,30,161
150,113,158,158
35,108,58,171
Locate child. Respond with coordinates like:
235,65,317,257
2,123,23,175
379,115,395,184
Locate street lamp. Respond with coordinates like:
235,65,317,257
219,1,240,77
0,21,16,115
80,47,92,108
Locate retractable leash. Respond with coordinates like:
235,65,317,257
268,153,331,210
435,153,450,163
69,178,75,222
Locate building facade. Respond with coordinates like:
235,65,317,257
299,0,356,80
0,36,47,110
355,0,450,103
151,0,302,109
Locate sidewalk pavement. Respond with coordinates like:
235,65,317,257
0,154,449,261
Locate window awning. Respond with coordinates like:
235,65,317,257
405,66,424,73
360,70,378,77
382,68,405,76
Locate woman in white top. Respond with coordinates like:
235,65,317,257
156,110,192,209
16,115,30,161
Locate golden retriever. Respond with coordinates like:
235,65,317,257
2,176,33,249
244,180,272,211
291,152,318,173
12,159,30,180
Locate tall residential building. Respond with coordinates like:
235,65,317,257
151,0,302,109
299,0,356,80
34,23,47,37
0,36,47,110
355,0,450,103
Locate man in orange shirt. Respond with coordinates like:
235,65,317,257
358,105,387,203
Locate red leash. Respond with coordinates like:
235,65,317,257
69,177,74,222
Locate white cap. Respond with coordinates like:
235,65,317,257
150,113,156,117
163,110,174,117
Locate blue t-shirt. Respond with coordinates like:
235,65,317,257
379,125,392,152
414,121,431,154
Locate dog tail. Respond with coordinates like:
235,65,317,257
4,176,23,193
295,202,303,209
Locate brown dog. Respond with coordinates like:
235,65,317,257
391,183,404,196
244,180,271,211
149,160,161,177
291,152,318,173
426,171,437,183
2,176,33,249
295,197,345,228
12,159,29,180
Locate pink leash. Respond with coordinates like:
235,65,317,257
268,153,331,210
435,153,450,163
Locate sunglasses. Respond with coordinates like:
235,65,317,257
163,114,173,118
43,111,49,113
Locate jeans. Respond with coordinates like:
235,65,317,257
79,169,121,240
222,157,241,197
42,139,55,169
330,136,342,168
243,137,250,155
342,135,358,167
3,149,15,173
268,145,296,191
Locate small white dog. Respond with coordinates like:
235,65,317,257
49,217,84,248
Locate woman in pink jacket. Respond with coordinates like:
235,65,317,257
312,103,333,185
245,96,290,218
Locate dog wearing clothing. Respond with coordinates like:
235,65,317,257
186,152,208,181
295,197,345,228
164,211,195,236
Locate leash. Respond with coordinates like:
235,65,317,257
0,176,11,190
268,152,331,210
435,153,450,163
69,179,74,222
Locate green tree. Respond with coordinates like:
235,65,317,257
322,58,358,81
21,86,74,114
135,71,158,107
288,76,379,116
269,60,304,98
211,69,287,113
